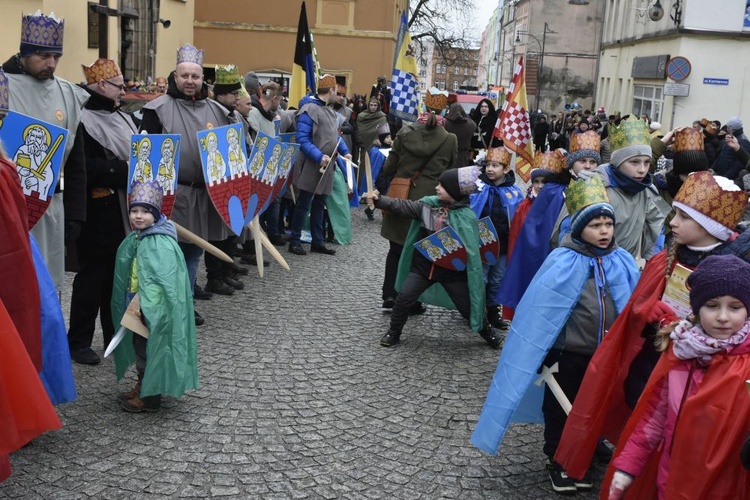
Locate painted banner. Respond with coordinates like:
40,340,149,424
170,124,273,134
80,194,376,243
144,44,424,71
245,131,286,223
128,134,181,218
477,216,500,265
196,123,250,235
413,226,467,271
0,110,68,229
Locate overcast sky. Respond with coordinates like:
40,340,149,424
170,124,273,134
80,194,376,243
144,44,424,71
474,0,501,35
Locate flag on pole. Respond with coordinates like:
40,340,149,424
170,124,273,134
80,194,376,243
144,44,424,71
389,11,420,122
493,57,534,182
289,1,317,109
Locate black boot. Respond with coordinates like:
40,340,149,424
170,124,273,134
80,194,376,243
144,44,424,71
487,304,510,330
380,329,401,347
479,326,503,349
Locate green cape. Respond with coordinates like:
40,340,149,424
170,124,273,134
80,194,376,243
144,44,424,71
327,167,353,245
111,227,199,398
395,196,486,331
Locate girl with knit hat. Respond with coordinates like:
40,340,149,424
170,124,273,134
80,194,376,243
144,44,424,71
366,166,503,350
606,254,750,499
554,170,750,484
472,176,640,494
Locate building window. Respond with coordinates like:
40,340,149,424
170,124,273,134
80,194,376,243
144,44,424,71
453,81,459,91
420,81,426,91
632,84,663,123
419,69,427,78
454,66,460,75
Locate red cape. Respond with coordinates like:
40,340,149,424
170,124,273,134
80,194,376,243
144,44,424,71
599,339,750,499
555,250,670,478
502,196,533,321
0,158,41,370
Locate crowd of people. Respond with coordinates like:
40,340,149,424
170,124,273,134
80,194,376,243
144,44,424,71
1,11,749,497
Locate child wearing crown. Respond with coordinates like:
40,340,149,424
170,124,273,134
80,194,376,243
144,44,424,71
469,145,524,329
110,180,198,412
472,175,640,494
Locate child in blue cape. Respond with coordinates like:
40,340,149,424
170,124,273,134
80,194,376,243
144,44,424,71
111,179,198,412
367,166,503,349
471,175,640,494
469,146,524,329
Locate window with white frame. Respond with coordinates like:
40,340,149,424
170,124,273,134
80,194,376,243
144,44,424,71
454,66,460,75
632,84,663,123
453,80,459,90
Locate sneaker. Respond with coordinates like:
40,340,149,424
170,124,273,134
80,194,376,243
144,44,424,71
224,275,245,290
70,347,101,365
364,207,375,221
380,330,401,347
479,327,503,349
205,278,235,296
573,471,594,491
547,461,577,494
193,285,213,300
194,310,205,326
120,395,161,413
595,440,614,464
382,297,396,309
288,243,307,256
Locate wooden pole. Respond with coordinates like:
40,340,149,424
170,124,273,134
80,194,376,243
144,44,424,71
173,222,233,263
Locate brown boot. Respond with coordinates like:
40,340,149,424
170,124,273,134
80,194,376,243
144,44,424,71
120,394,161,413
117,382,141,402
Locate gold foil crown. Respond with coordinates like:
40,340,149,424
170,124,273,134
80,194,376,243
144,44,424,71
176,44,204,66
214,65,242,85
673,171,748,230
82,58,122,85
425,87,448,111
569,130,601,154
317,74,336,90
608,116,651,152
674,127,704,153
533,149,566,173
486,146,511,166
565,175,610,215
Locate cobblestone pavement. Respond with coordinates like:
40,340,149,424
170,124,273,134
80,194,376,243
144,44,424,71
1,208,607,499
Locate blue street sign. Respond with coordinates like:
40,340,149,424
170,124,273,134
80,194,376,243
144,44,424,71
703,78,729,85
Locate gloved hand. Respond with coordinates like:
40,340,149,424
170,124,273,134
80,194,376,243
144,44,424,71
608,470,634,499
65,219,83,246
646,300,678,326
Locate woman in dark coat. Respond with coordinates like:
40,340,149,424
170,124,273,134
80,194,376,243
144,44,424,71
377,112,458,308
470,99,500,151
445,103,478,169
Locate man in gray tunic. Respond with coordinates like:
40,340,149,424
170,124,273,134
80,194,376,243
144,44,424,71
2,11,89,290
288,74,351,255
139,44,234,326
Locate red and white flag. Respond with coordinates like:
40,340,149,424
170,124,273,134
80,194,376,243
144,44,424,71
493,57,534,182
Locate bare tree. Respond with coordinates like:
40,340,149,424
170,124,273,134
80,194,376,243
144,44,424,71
408,0,478,66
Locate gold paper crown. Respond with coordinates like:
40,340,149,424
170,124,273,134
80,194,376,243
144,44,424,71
486,146,511,166
674,127,704,153
214,65,242,85
236,84,249,100
673,171,748,230
176,44,203,66
81,58,121,85
565,175,610,215
608,116,651,152
533,149,566,174
425,87,448,111
317,74,336,90
569,130,601,154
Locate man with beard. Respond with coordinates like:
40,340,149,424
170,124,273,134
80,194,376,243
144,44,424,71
67,58,137,365
2,11,88,291
139,44,237,326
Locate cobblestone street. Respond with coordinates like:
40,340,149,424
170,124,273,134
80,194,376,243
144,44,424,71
1,208,606,499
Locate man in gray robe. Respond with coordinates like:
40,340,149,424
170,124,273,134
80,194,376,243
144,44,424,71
288,75,351,256
2,11,88,290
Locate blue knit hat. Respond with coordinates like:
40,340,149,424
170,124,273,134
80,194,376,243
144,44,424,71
571,202,615,239
687,255,750,316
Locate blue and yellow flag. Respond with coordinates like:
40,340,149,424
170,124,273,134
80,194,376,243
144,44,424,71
389,12,420,122
289,2,317,109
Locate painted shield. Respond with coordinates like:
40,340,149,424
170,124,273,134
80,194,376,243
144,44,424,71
128,134,181,218
267,142,301,210
197,124,250,235
0,110,68,229
414,226,467,271
245,131,285,223
477,216,500,265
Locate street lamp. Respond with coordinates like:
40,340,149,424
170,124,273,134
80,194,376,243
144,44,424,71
515,22,556,111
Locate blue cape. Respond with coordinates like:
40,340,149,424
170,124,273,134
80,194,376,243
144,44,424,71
358,147,387,195
471,244,640,455
31,235,77,405
469,181,525,222
496,181,567,309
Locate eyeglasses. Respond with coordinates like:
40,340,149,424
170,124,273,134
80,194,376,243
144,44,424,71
104,80,126,91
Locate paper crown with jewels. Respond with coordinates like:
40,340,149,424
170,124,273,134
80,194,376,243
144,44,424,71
565,174,609,215
533,148,567,174
673,171,748,239
567,130,602,167
130,179,164,214
673,127,708,174
457,165,481,194
486,146,512,166
317,74,337,90
425,87,449,111
608,115,651,152
214,65,242,85
176,44,203,66
20,11,64,56
81,58,122,85
0,69,9,115
236,84,250,100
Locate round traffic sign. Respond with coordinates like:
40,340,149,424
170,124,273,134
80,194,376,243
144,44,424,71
666,57,691,82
